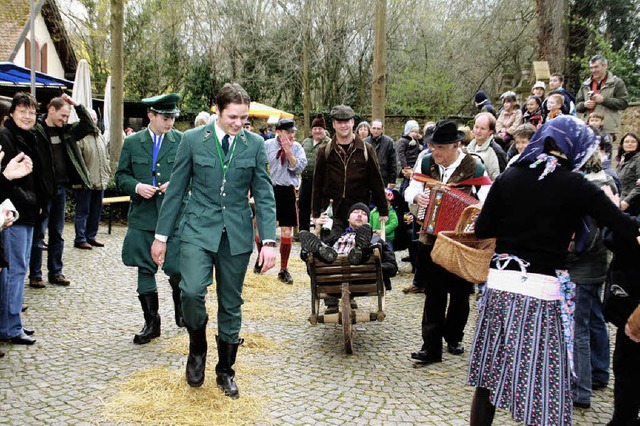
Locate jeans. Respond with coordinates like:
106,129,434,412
0,224,33,339
30,185,66,280
74,189,104,243
572,282,610,404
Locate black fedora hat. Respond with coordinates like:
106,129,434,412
424,120,466,144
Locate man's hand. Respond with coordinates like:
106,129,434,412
61,93,78,107
414,190,431,208
379,215,389,224
602,185,620,207
258,246,277,273
151,239,167,266
592,93,604,104
584,99,596,110
625,305,640,342
402,167,413,179
2,209,15,229
2,152,33,180
137,183,159,199
279,132,293,153
158,182,169,193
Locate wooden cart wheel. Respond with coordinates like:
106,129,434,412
341,284,353,354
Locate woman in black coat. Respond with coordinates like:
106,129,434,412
0,92,42,346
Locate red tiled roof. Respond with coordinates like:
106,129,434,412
0,0,76,76
0,0,30,62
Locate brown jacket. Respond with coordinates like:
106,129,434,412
312,135,388,221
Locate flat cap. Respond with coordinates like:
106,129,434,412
141,93,180,116
276,118,297,132
330,105,355,120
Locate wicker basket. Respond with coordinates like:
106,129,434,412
430,206,495,284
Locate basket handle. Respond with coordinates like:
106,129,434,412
455,205,482,233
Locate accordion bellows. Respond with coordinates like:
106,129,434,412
420,186,478,235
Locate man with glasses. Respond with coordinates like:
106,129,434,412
405,120,489,365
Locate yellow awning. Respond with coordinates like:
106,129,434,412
249,102,294,119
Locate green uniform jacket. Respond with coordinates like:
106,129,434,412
155,123,276,256
115,128,183,231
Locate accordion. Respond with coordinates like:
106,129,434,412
419,186,479,235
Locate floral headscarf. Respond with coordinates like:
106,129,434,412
515,116,600,177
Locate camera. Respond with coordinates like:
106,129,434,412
588,91,595,98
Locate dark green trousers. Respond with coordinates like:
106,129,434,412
180,233,250,343
122,227,181,294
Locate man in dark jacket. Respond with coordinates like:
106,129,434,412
312,105,388,240
300,202,397,312
365,120,397,188
29,94,95,288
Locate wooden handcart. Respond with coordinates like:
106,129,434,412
307,248,386,354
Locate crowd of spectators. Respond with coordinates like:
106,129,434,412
1,52,639,424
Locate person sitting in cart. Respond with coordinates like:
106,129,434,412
299,202,397,313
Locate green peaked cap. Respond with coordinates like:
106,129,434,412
141,93,180,116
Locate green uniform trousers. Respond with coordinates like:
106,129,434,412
122,227,181,294
180,232,250,343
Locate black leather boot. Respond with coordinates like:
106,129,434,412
168,275,185,328
133,293,161,344
215,335,241,399
186,317,208,387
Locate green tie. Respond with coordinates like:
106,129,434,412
222,134,230,155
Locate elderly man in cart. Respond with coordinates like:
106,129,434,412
299,202,397,313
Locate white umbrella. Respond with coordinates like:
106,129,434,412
103,75,111,143
68,59,92,124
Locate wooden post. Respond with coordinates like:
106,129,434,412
372,0,387,122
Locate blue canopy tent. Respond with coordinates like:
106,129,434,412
0,62,74,88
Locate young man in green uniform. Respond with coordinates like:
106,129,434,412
151,83,277,398
115,93,185,345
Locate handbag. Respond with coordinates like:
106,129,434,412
603,268,639,328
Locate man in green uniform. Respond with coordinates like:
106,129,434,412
115,93,184,345
151,83,277,398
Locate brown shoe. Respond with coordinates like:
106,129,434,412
74,242,93,250
49,274,71,286
87,239,104,247
29,278,45,289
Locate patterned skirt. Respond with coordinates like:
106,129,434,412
467,270,572,425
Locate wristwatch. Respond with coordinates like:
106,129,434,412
263,241,277,248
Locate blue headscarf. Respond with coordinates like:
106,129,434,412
515,116,600,176
515,116,601,252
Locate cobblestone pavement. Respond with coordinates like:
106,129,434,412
0,224,617,425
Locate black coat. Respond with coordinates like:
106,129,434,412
0,119,46,226
476,159,638,274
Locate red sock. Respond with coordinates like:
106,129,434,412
280,237,292,270
255,234,262,253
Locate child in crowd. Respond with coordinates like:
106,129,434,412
370,189,398,251
496,91,522,145
506,124,536,167
522,96,544,129
587,112,614,156
545,93,564,122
